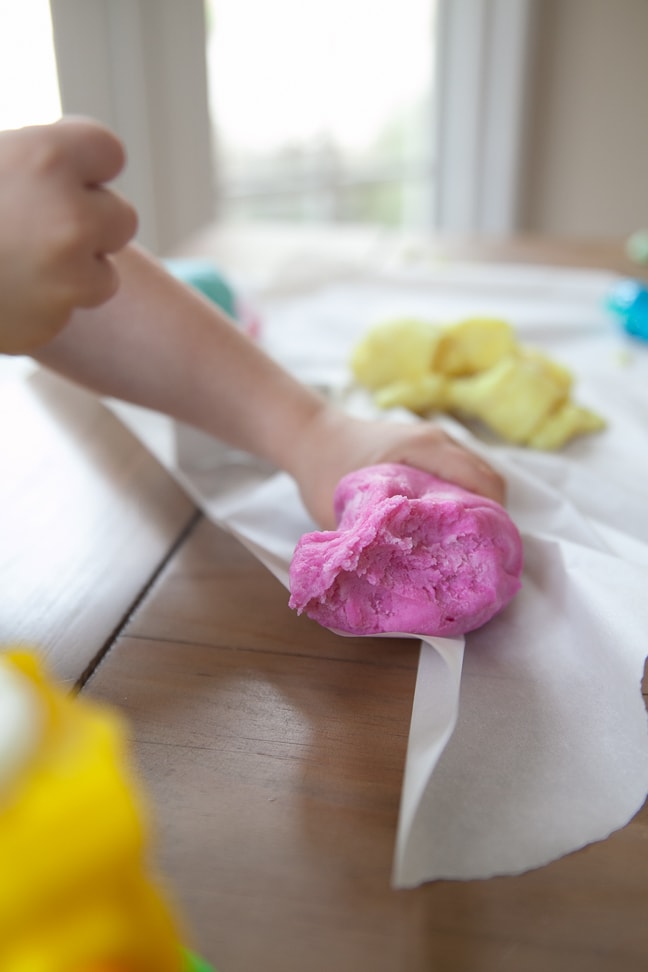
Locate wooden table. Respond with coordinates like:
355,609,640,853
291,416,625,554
2,233,647,972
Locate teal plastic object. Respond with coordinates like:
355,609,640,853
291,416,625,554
605,278,648,343
165,258,238,320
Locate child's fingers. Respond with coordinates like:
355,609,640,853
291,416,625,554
89,185,139,255
383,427,507,506
431,440,507,505
79,251,125,308
51,116,128,187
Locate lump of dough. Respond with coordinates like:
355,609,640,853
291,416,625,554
350,318,442,390
374,373,448,413
435,317,517,376
447,350,604,448
447,351,572,444
527,400,606,450
288,463,523,638
350,316,605,449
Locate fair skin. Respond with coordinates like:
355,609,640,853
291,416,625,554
0,117,137,354
2,119,505,528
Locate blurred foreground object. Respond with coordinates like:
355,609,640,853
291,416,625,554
0,650,215,972
351,317,605,449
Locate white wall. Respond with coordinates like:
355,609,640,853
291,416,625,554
521,0,648,238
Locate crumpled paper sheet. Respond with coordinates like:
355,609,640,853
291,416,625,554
110,260,648,887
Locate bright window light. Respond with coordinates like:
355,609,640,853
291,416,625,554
0,0,61,131
206,0,437,227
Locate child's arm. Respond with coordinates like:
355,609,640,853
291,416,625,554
34,243,505,527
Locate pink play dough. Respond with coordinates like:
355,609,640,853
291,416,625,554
288,463,523,637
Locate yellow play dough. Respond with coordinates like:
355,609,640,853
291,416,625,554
351,317,605,449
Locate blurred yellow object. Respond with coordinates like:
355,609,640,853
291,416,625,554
527,401,606,450
447,351,571,444
435,317,517,376
0,650,186,972
351,317,605,449
375,373,448,413
350,317,442,390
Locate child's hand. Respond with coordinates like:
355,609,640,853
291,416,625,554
289,406,507,530
0,117,137,354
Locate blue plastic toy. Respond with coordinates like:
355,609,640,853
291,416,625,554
605,279,648,343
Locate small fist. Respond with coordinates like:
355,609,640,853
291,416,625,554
0,116,138,354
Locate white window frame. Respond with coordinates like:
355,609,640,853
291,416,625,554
433,0,536,234
49,0,216,255
50,0,535,246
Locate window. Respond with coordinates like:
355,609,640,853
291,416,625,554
0,0,61,131
41,0,533,249
205,0,438,229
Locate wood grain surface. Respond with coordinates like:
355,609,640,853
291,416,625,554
0,368,197,685
86,520,648,972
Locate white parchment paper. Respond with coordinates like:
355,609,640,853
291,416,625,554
111,260,648,886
